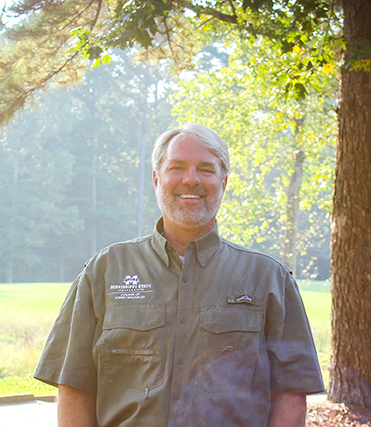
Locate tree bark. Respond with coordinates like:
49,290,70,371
329,0,371,408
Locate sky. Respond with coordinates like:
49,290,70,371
1,0,19,25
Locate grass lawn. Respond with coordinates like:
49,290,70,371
298,281,332,388
0,282,71,396
0,280,331,396
0,282,71,313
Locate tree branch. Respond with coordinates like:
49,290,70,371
179,0,238,24
228,0,237,17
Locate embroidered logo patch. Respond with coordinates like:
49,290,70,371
109,275,153,300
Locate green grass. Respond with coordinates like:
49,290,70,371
0,283,71,396
0,375,57,396
0,281,332,396
0,282,71,313
297,279,331,293
297,280,331,355
297,280,331,388
300,288,331,389
300,290,331,353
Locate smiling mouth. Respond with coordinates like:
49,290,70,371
178,194,203,199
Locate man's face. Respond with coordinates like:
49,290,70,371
153,134,228,231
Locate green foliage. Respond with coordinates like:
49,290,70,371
0,110,83,281
1,3,337,279
0,49,175,282
172,36,337,275
0,0,99,124
0,0,343,124
346,41,371,72
74,0,342,98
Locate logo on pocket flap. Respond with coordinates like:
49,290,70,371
109,275,153,300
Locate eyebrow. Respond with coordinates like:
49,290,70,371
168,159,217,169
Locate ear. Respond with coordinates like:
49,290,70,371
153,170,158,189
222,175,228,193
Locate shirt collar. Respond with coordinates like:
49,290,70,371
152,218,171,267
193,222,221,267
151,218,221,268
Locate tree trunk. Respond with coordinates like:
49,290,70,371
282,149,305,274
329,0,371,408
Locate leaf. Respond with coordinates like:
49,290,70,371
137,29,153,48
87,45,103,60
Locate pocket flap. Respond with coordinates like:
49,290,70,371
103,304,165,331
200,306,262,334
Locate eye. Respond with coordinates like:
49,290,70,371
168,165,184,172
200,168,215,175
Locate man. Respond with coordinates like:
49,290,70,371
35,123,324,426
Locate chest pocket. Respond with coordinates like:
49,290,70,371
195,306,263,393
97,304,165,391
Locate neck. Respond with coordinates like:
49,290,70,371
162,219,215,256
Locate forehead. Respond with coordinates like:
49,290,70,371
164,134,221,166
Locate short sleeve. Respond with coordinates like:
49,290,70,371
266,274,325,394
34,271,99,391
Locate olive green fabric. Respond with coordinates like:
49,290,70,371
35,219,324,427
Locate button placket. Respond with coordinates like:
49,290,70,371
169,249,195,419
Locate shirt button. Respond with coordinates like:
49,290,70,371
173,395,179,401
180,318,187,324
177,358,183,365
183,277,188,282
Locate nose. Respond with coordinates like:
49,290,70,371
182,166,201,186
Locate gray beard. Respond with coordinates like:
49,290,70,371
155,185,223,228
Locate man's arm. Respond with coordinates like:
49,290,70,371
268,392,307,427
58,384,97,427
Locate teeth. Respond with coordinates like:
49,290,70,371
179,194,202,199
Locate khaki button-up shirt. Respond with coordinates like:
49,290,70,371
35,219,324,427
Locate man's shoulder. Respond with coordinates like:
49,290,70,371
219,237,269,258
219,237,291,272
85,233,154,266
108,233,153,249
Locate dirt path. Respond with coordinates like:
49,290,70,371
1,394,371,426
307,401,371,426
0,399,57,427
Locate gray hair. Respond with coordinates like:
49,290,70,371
151,123,230,177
